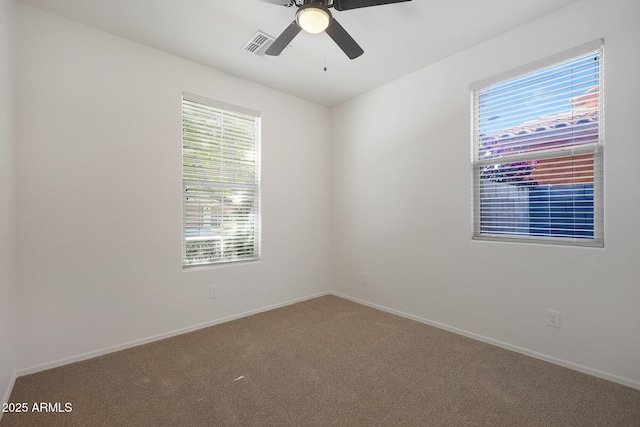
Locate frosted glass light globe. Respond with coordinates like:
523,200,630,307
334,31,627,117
297,7,331,34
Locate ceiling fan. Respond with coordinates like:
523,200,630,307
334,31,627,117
261,0,412,60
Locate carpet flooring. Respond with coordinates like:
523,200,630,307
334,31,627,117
2,295,640,426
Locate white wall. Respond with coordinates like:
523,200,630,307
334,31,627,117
331,0,640,388
14,3,331,371
0,0,17,408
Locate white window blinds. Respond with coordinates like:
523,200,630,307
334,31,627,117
182,93,261,266
471,41,604,246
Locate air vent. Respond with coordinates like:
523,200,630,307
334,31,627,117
243,31,276,57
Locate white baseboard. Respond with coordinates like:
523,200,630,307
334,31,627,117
0,370,18,422
17,291,330,377
330,291,640,391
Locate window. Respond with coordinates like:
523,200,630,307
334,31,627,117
182,92,261,266
471,41,604,247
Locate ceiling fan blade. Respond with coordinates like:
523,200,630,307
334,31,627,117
334,0,411,11
259,0,295,6
265,21,302,56
325,18,364,60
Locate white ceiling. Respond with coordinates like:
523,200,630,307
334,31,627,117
17,0,581,106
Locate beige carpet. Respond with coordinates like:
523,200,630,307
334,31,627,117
2,295,639,426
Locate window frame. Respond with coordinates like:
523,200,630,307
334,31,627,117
181,92,262,267
470,40,604,247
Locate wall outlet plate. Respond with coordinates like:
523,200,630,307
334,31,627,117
209,285,218,299
546,309,560,328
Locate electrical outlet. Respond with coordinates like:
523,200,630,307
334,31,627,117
546,309,560,328
362,272,368,284
209,285,218,299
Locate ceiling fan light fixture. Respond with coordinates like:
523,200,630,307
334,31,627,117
296,5,331,34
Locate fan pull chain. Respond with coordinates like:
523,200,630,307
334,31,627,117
324,40,328,72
